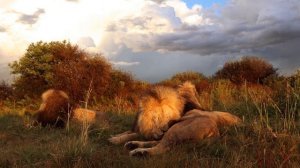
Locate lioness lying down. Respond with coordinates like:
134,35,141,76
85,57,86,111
124,109,241,157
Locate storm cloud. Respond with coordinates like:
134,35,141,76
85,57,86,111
103,0,300,80
109,0,300,56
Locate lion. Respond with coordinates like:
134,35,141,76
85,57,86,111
125,109,241,157
35,89,71,128
108,81,204,144
35,89,98,127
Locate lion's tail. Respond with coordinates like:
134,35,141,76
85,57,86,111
214,112,241,127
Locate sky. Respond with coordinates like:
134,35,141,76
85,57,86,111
185,0,225,8
0,0,300,83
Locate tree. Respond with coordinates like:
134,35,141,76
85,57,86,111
10,41,111,101
0,81,12,100
215,56,277,85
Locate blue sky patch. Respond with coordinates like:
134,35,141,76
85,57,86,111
183,0,226,8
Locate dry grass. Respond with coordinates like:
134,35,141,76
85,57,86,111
0,80,299,168
1,112,299,168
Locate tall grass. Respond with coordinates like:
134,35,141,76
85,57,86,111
1,74,300,167
198,78,300,135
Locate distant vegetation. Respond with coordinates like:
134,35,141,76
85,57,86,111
0,41,299,167
215,56,278,84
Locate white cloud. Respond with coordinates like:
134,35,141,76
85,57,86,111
111,61,140,66
77,36,96,48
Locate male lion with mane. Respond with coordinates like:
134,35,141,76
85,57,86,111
125,109,241,157
35,89,98,127
109,81,204,144
35,89,71,128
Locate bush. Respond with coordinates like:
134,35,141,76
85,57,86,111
103,70,134,98
0,81,12,100
215,56,277,85
10,41,112,101
170,71,206,83
195,79,211,94
54,55,111,102
160,71,207,87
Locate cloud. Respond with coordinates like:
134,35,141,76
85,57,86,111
111,61,140,66
149,0,166,4
109,46,235,82
0,0,299,82
0,26,6,32
77,37,96,48
102,0,300,81
18,8,45,25
0,63,12,83
108,0,300,57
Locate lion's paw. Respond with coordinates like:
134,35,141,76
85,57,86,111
129,148,149,157
124,141,139,150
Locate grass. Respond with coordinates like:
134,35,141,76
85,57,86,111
0,81,300,168
1,110,299,168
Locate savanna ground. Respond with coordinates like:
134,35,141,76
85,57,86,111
1,79,300,168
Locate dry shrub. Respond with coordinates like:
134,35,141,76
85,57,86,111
215,56,277,84
54,56,111,102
